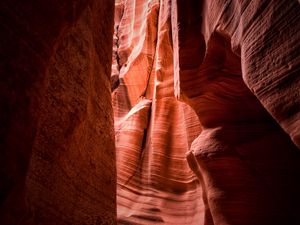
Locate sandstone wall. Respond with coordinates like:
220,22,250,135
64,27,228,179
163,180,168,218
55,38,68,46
113,0,300,224
0,0,116,224
173,0,300,224
112,0,203,224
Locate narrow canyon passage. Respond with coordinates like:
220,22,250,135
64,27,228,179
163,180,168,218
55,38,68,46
0,0,300,225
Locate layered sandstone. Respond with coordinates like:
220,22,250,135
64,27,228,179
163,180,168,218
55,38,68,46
112,0,204,224
173,0,300,224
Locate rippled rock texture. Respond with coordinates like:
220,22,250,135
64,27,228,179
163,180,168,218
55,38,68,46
114,0,300,224
0,0,115,224
112,0,203,224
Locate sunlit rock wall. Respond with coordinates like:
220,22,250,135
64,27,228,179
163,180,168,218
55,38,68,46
112,0,203,224
0,0,116,224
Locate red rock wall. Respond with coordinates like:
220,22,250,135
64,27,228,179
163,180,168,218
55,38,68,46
0,0,115,224
173,0,300,224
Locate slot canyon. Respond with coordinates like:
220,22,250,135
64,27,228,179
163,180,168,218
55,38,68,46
0,0,300,224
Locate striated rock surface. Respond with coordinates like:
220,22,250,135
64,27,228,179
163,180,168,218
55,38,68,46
114,0,300,224
172,0,300,224
0,0,115,224
112,0,204,224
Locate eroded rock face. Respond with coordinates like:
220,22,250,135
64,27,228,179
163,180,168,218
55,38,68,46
112,0,203,224
172,0,300,224
0,0,115,224
114,0,300,224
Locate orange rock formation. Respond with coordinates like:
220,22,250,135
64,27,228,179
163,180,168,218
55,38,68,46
0,0,299,224
113,0,300,224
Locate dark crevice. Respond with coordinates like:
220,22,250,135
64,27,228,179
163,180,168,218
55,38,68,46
111,24,121,92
